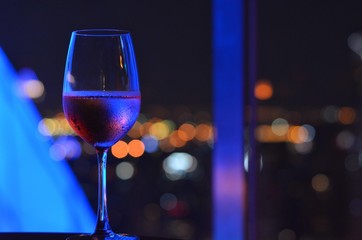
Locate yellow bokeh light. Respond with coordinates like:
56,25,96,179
128,139,145,158
254,79,273,100
149,121,172,140
20,79,44,99
111,141,128,158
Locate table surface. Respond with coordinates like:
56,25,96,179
0,233,177,240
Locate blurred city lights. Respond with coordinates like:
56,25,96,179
38,114,74,137
163,152,197,180
338,107,356,125
160,193,178,211
322,105,339,123
37,103,358,163
21,79,44,99
49,136,81,161
128,139,145,158
254,79,273,100
302,124,316,142
311,174,330,193
49,142,67,161
195,123,213,142
159,138,176,153
169,131,187,148
178,123,196,141
288,126,308,144
294,141,313,154
256,123,315,145
336,130,355,150
271,118,289,136
115,162,135,180
111,141,128,158
16,68,45,100
149,120,174,140
127,121,142,138
141,135,159,153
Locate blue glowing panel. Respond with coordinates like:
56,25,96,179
0,48,95,232
212,0,244,239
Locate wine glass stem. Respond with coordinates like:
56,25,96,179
94,149,113,235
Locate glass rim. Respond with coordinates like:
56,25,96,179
72,29,130,36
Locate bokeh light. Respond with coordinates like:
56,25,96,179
115,161,135,180
311,173,330,193
142,135,159,153
160,193,178,211
271,118,289,136
178,123,196,141
255,79,273,100
336,130,355,150
294,141,313,154
195,123,213,142
128,139,145,158
49,136,81,161
338,107,356,124
127,121,142,138
163,152,197,180
149,120,175,140
322,105,339,123
111,141,128,159
169,131,187,148
17,68,45,100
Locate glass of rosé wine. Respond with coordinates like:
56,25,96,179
62,29,141,240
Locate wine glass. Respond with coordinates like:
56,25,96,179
62,29,141,240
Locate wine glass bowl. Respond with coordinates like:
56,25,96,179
62,29,140,240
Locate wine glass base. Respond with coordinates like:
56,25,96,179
66,233,139,240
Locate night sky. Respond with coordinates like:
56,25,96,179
1,1,361,114
258,0,362,109
0,0,211,116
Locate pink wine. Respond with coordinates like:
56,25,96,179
63,91,141,150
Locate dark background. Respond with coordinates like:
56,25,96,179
2,0,362,239
0,0,212,115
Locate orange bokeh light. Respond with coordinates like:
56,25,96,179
128,139,145,158
195,123,213,142
127,121,142,138
255,80,273,100
111,141,128,158
178,123,196,141
169,130,187,148
338,107,356,125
